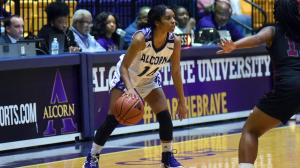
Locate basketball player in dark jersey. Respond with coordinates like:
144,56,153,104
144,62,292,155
83,5,188,168
217,0,300,167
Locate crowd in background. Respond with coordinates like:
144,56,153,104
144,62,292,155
0,0,252,54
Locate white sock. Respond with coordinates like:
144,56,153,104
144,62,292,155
161,142,172,152
91,142,103,156
239,163,254,168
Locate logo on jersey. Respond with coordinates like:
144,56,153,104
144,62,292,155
141,54,168,65
146,43,152,48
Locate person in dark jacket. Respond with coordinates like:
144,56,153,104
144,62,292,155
38,2,79,54
0,15,24,43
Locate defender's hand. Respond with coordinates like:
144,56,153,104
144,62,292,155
217,39,236,54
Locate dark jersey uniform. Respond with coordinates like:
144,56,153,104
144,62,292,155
257,25,300,123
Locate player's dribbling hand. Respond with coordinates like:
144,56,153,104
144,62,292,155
124,88,143,102
216,39,236,54
177,101,188,120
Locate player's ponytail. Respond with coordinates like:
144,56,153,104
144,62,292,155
147,5,169,30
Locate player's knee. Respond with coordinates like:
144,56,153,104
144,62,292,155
242,125,263,138
156,110,173,141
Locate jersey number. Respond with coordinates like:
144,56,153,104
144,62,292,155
137,66,159,77
287,37,299,57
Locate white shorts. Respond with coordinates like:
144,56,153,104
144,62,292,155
110,70,162,99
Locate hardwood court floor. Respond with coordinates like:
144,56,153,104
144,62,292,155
20,124,300,168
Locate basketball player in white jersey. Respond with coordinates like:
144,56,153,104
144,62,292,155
83,5,188,168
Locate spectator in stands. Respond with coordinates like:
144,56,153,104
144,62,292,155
196,0,244,41
92,12,120,51
196,0,214,18
123,6,151,49
0,15,23,43
174,6,196,34
70,9,105,52
38,2,80,54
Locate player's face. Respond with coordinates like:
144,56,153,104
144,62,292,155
157,9,176,32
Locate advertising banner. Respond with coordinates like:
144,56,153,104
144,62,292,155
0,67,81,143
92,55,272,132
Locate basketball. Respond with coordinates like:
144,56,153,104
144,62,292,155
112,93,144,125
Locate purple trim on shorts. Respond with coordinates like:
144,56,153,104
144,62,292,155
114,78,126,91
154,74,162,87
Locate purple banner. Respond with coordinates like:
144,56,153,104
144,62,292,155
92,55,271,131
0,67,81,143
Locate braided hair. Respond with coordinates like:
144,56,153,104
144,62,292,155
274,0,300,42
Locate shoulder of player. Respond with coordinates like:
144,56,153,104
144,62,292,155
131,32,146,49
132,31,145,42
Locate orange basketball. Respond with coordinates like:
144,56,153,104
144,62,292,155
113,93,144,125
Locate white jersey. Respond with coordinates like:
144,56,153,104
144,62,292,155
117,28,175,85
111,28,176,98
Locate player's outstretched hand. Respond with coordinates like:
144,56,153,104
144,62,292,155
177,101,188,120
217,39,236,54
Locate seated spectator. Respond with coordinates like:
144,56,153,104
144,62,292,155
92,12,120,51
196,0,244,41
0,15,23,43
38,2,80,54
196,0,214,18
70,9,105,52
174,6,196,35
123,6,150,49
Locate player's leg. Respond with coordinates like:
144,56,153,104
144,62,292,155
83,88,123,168
239,107,280,168
144,88,183,168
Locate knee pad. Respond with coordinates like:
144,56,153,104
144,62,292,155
94,115,119,146
156,110,173,141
